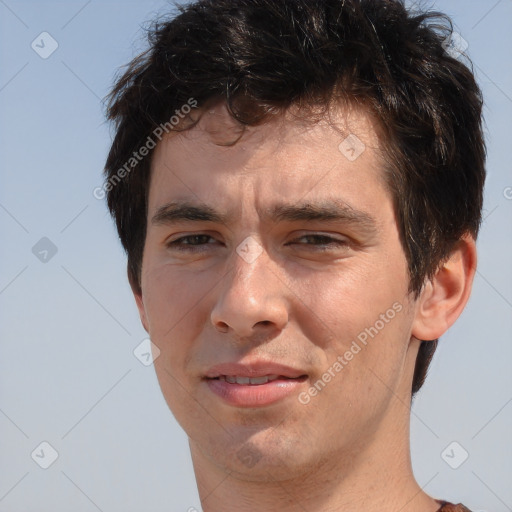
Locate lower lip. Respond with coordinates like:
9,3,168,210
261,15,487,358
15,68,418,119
205,377,306,407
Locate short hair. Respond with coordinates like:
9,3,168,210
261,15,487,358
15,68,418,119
104,0,486,396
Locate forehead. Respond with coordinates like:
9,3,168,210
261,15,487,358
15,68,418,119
148,102,388,217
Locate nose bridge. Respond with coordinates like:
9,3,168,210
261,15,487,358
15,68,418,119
210,240,288,338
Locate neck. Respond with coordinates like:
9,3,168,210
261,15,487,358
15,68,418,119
189,394,440,512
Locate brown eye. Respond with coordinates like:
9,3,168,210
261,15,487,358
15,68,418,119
289,234,348,249
167,234,217,251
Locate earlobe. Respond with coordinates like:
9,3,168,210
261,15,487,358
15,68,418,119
128,266,149,333
411,234,477,341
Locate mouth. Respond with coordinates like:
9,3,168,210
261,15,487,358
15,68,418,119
204,361,307,380
209,374,308,385
203,362,309,407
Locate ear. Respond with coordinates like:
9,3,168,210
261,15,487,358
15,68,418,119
128,266,149,333
411,234,477,341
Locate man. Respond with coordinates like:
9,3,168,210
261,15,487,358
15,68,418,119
103,0,485,510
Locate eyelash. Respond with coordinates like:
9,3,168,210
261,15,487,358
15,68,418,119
167,234,216,250
166,234,348,252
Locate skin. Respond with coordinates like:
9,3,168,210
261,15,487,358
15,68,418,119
133,102,476,512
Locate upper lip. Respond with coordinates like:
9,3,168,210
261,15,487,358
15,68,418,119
204,361,307,379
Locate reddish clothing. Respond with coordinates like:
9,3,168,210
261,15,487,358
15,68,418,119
437,501,472,511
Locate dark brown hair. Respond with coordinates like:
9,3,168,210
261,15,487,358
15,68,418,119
104,0,485,396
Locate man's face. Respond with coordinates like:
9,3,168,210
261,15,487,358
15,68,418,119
136,104,420,480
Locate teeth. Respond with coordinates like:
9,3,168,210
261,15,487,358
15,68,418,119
249,375,274,385
218,374,282,385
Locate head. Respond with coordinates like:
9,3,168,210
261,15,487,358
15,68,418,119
104,0,485,479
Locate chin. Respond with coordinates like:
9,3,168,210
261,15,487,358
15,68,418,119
203,425,322,481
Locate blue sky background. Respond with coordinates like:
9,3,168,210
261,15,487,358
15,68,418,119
0,1,511,511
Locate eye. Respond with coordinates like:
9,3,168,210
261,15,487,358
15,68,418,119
166,234,218,251
288,234,349,250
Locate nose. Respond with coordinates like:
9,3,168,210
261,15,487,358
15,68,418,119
210,243,289,342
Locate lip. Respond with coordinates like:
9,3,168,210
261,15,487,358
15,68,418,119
204,361,307,379
203,361,308,408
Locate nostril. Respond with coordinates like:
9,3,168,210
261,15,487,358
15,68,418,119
215,323,229,333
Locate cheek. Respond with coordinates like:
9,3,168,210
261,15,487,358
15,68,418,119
294,254,412,400
142,263,215,420
289,255,409,348
141,262,214,348
300,301,413,440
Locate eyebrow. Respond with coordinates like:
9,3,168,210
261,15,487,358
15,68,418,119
268,202,376,230
151,200,378,234
152,201,229,225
